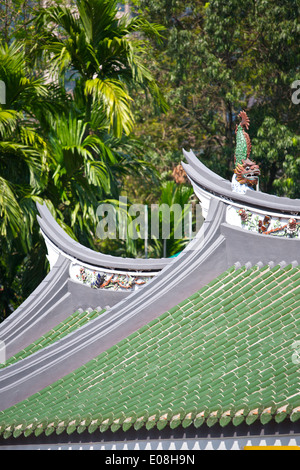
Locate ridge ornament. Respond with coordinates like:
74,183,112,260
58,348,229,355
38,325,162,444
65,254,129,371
231,111,260,193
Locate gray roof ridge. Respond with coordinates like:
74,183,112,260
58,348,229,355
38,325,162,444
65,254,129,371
182,149,300,214
0,256,72,359
0,253,139,361
37,202,170,271
0,197,176,360
182,148,228,182
221,222,300,266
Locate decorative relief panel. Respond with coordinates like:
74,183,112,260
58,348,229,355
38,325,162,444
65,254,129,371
236,208,300,238
70,263,151,290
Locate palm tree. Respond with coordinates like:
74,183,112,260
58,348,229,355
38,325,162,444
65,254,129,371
33,0,167,248
36,0,167,137
0,41,49,249
0,1,168,318
148,181,195,258
44,113,113,246
0,41,57,318
95,181,195,259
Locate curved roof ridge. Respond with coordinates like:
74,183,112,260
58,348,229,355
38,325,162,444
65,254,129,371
37,202,170,272
182,149,300,214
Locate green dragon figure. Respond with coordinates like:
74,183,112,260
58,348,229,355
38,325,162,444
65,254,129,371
232,111,260,193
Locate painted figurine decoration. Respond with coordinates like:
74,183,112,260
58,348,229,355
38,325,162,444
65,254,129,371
231,111,260,194
76,266,148,290
237,209,300,238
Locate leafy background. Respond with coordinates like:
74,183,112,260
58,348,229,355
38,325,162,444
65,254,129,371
0,0,299,319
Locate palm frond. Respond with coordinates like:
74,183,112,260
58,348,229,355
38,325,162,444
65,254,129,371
0,140,46,190
85,78,134,136
0,177,23,239
84,160,111,192
0,109,20,136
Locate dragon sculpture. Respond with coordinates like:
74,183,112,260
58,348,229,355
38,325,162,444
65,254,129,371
231,111,260,193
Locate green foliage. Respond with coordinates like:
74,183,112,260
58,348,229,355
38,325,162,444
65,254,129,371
1,0,300,319
0,0,165,319
0,40,54,320
132,0,300,193
148,181,195,258
0,41,48,245
95,180,195,259
35,0,167,136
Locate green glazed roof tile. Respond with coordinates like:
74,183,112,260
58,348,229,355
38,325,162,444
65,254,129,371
0,308,106,370
1,264,300,438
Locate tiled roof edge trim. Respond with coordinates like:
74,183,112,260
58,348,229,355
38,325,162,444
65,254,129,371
1,407,300,439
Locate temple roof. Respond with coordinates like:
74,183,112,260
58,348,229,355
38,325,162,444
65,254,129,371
0,151,300,444
0,262,300,438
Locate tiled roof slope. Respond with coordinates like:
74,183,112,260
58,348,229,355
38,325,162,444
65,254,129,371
0,263,300,439
0,308,106,370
